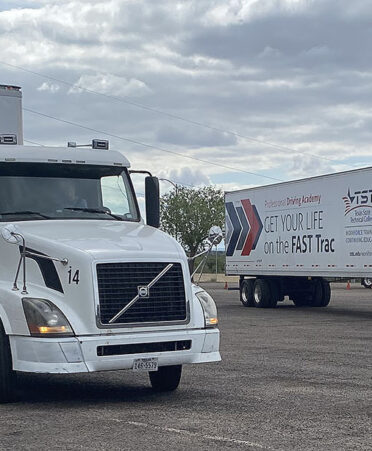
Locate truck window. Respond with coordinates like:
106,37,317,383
0,163,140,222
101,174,136,219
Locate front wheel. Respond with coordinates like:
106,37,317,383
149,365,182,392
0,322,17,403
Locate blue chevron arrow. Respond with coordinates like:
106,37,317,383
225,211,233,245
236,206,250,250
226,202,242,256
252,205,263,250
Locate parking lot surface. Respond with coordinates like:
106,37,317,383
0,283,371,450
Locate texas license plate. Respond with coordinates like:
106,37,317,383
133,357,158,372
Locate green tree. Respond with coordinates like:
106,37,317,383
160,186,225,260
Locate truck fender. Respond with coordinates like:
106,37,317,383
0,305,12,335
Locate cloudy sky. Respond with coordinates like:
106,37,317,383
1,0,371,195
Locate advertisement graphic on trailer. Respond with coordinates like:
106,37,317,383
343,187,372,258
226,174,372,270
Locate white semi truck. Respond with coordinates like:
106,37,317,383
225,170,372,308
0,85,220,402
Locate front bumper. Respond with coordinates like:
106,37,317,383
9,328,220,374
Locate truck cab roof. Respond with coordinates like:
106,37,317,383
0,145,130,168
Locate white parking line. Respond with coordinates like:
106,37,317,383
113,419,271,449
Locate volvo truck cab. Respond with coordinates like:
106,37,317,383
0,86,220,402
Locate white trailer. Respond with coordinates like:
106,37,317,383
225,169,372,308
0,86,220,402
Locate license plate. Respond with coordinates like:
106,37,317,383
133,357,158,372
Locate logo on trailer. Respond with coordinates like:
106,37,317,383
342,188,372,215
225,199,263,256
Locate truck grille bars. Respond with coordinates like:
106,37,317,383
96,262,187,325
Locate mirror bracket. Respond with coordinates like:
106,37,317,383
190,226,223,284
1,225,69,293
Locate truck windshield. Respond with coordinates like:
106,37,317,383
0,163,140,222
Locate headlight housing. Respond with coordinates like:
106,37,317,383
22,298,74,337
195,290,218,328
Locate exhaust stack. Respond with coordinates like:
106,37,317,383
0,85,23,145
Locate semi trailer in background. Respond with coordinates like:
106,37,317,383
225,169,372,308
0,85,220,402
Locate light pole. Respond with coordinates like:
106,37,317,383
215,244,218,281
159,178,178,192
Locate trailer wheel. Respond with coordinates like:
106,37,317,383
310,279,324,307
240,279,255,307
149,365,182,392
292,296,309,307
361,278,372,288
319,279,331,307
253,279,271,308
0,321,17,403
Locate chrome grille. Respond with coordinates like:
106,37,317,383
97,262,187,325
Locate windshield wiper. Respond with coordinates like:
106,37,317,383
63,207,123,220
0,211,51,219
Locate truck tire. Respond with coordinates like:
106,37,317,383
319,279,331,307
149,365,182,392
0,321,17,403
253,279,271,308
240,279,255,307
310,279,324,307
292,296,309,307
361,278,372,288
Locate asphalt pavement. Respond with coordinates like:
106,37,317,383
0,283,371,450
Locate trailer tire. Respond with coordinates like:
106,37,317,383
0,321,17,403
149,365,182,392
310,279,324,307
319,279,331,307
253,279,271,308
361,278,372,288
292,296,309,307
240,279,255,307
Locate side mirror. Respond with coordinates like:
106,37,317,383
208,225,223,245
1,224,22,244
145,176,160,228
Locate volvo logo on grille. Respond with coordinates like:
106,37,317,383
138,286,149,298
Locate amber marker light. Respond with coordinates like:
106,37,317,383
195,290,219,328
38,326,69,334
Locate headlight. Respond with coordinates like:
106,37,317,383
22,298,74,337
195,290,218,328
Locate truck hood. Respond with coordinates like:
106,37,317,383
10,220,183,260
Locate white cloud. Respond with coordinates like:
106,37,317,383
158,167,211,189
1,0,372,191
37,81,60,93
68,73,152,97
